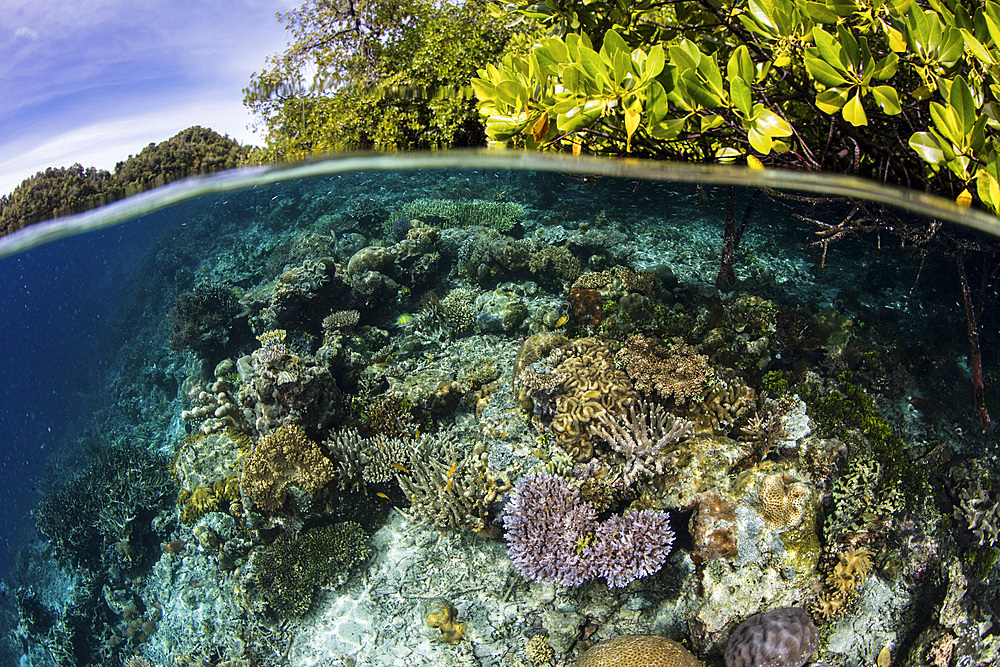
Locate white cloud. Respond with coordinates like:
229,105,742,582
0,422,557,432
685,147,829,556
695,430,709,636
13,26,38,39
0,95,263,195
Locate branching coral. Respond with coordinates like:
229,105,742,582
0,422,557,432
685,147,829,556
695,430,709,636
503,472,674,587
247,522,371,618
240,424,337,514
593,399,693,487
324,427,409,494
396,428,510,532
954,480,1000,547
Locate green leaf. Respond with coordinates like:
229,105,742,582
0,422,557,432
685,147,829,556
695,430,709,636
842,90,868,126
949,76,976,133
728,45,755,84
871,86,902,114
754,106,793,136
748,125,774,153
909,131,946,164
644,45,665,80
815,87,849,114
646,80,669,124
495,80,528,108
961,29,996,66
730,76,752,117
681,70,722,108
701,114,725,131
556,99,604,132
805,57,848,87
872,53,898,80
601,29,628,59
836,25,862,69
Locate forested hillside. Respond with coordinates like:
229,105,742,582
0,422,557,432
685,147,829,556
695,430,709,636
0,126,248,236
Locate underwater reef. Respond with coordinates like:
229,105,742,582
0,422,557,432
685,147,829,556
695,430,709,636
6,169,1000,667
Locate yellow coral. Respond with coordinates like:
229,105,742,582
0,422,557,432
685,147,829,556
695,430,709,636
426,601,465,643
759,473,812,529
240,424,337,513
256,329,287,346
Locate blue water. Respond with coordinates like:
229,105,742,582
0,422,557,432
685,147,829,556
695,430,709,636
0,162,997,666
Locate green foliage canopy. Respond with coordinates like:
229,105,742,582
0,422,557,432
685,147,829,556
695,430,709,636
474,0,1000,212
0,126,246,236
243,0,514,160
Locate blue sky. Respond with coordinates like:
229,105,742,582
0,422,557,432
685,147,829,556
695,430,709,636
0,0,299,195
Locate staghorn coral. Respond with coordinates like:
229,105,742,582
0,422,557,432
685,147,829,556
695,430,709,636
953,479,1000,547
240,424,337,514
724,607,817,667
324,427,409,494
503,472,674,588
618,335,714,406
396,428,510,532
593,399,693,487
576,635,700,667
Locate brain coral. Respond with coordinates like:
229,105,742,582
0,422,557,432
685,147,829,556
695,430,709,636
724,607,818,667
576,635,700,667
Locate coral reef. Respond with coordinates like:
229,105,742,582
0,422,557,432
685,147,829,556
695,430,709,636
243,522,370,618
618,335,713,406
593,399,693,487
954,479,1000,547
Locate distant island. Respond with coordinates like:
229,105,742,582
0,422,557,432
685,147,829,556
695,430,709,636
0,126,249,237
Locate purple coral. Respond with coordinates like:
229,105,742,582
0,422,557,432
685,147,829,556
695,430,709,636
503,473,674,588
724,607,818,667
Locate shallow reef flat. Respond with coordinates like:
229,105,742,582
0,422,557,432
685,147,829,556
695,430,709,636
7,168,1000,667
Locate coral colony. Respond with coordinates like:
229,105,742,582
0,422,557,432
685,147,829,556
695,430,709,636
503,473,675,588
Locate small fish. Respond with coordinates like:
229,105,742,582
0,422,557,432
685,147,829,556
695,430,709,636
392,463,410,473
555,314,569,328
446,461,457,478
877,645,891,667
376,492,390,500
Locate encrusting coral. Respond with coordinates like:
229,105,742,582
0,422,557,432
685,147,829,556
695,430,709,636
240,423,337,513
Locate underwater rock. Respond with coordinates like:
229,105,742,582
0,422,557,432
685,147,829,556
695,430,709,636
475,289,528,334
